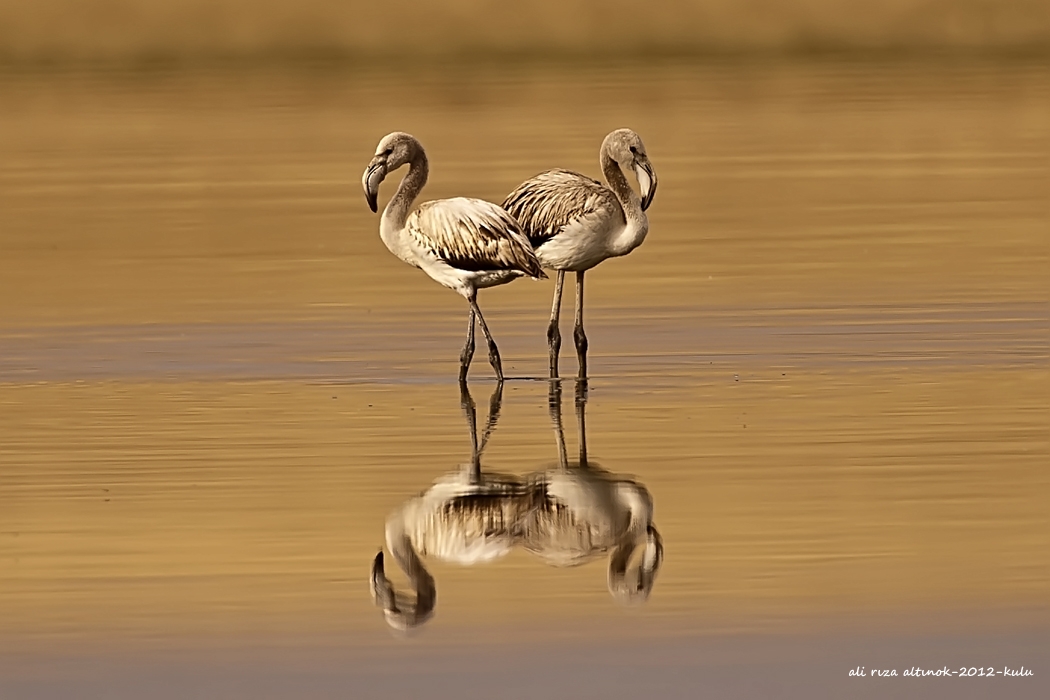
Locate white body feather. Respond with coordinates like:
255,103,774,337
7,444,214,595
385,464,654,568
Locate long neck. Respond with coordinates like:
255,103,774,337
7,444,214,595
380,151,429,251
373,523,436,631
616,484,654,539
606,485,660,602
607,524,662,602
600,149,648,256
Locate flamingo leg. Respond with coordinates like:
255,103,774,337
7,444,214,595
460,378,504,484
547,380,569,469
469,296,504,382
459,379,481,483
573,271,588,381
575,378,589,466
459,307,476,383
478,381,504,453
547,271,565,378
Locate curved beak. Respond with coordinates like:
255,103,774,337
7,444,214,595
642,524,664,585
362,157,387,213
606,524,663,605
370,550,393,608
634,157,658,212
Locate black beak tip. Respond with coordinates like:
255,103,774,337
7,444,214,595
371,550,385,578
639,163,657,212
366,192,378,213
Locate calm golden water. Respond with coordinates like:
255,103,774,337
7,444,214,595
1,60,1048,698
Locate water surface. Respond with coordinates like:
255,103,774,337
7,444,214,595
1,59,1048,698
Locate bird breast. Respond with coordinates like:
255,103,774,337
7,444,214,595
534,211,624,271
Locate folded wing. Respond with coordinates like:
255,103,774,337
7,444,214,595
502,169,620,248
408,197,546,278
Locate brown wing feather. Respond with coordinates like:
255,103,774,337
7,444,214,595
408,198,545,278
502,169,620,248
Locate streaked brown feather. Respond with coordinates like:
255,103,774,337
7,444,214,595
502,169,621,247
407,197,546,278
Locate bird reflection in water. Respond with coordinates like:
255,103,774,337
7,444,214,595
370,381,663,631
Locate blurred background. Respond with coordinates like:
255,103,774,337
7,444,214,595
1,2,1048,700
0,0,1048,61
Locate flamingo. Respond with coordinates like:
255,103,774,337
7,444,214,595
370,381,663,631
502,128,657,380
363,131,545,382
